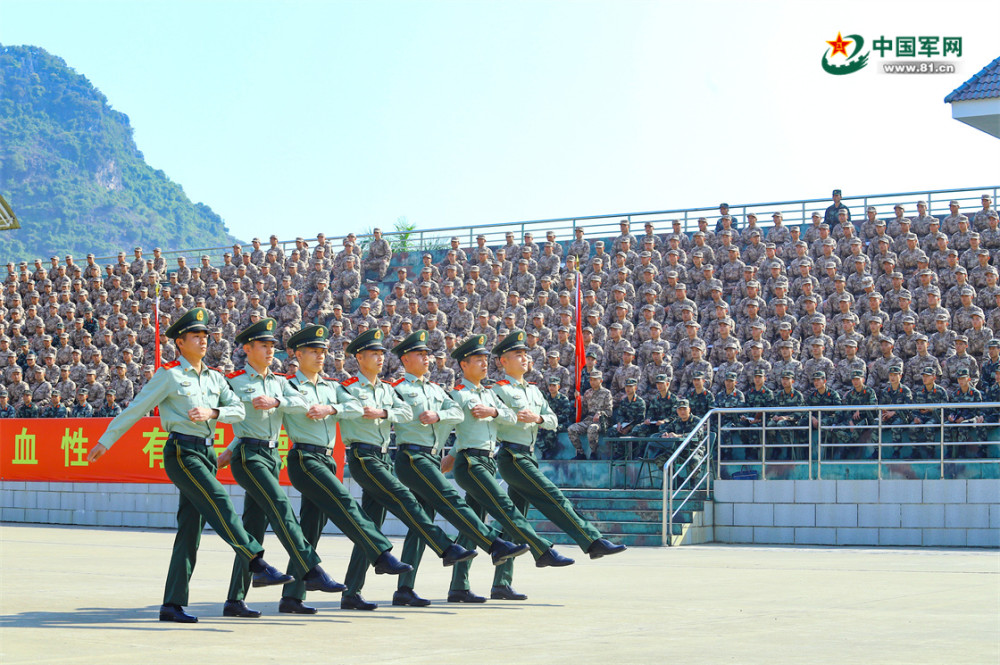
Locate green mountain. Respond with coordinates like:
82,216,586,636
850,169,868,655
0,44,239,264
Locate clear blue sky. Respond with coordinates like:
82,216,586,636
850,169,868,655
2,0,998,243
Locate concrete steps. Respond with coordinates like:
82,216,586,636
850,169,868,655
517,487,713,547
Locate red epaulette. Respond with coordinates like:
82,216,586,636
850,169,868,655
285,373,297,379
528,381,537,385
209,366,224,373
163,360,180,369
390,377,405,386
341,377,359,387
495,380,510,386
381,378,394,384
453,383,466,390
322,376,335,382
226,369,246,379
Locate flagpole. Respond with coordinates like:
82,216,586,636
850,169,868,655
574,270,584,422
154,283,161,370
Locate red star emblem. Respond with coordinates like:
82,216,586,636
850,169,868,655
827,32,852,58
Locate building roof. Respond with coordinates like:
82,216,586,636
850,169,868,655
945,56,1000,103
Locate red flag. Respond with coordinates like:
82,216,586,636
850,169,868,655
574,271,585,421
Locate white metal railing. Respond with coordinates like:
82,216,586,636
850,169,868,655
88,185,998,268
637,402,1000,545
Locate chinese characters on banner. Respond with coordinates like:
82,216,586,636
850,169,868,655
0,418,345,484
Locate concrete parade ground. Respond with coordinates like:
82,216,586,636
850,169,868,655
0,523,997,665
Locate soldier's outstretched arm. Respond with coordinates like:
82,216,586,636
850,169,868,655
88,367,171,461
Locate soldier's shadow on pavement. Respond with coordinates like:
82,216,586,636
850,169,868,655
0,603,350,630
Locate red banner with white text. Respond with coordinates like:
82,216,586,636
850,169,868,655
0,418,344,484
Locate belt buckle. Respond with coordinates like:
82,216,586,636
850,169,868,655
381,445,388,454
204,436,213,447
266,440,277,449
488,447,495,459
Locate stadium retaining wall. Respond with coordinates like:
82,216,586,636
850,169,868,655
712,479,1000,547
0,480,440,538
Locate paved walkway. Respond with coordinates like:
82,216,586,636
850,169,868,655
1,523,996,664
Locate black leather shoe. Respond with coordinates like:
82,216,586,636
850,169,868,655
392,587,431,607
159,604,198,623
441,543,478,567
251,560,295,588
587,538,627,559
447,589,486,603
223,599,261,618
373,551,413,575
536,547,575,568
303,565,347,593
278,596,317,614
490,585,527,601
490,539,530,566
341,593,377,611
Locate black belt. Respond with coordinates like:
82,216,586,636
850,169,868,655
462,448,495,458
351,442,388,455
292,442,333,456
240,437,278,449
398,443,436,454
167,432,213,448
499,441,533,454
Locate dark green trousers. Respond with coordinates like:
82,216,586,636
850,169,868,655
344,447,456,595
227,444,322,601
283,447,392,601
449,451,551,592
494,447,602,586
395,448,501,590
161,440,262,607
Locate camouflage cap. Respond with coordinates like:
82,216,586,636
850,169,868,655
811,371,826,380
675,399,690,409
655,374,669,383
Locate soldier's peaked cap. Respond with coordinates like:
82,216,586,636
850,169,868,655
164,307,210,339
391,330,431,357
235,318,278,346
346,329,387,355
452,334,491,361
287,324,330,351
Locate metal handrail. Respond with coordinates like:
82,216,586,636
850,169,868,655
88,185,998,264
652,401,1000,545
659,411,716,545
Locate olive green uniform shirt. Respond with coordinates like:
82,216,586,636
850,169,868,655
98,356,244,449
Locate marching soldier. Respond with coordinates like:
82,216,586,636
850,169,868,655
487,330,625,598
339,328,477,611
387,330,528,607
86,308,292,624
445,334,574,603
215,318,346,618
278,324,411,615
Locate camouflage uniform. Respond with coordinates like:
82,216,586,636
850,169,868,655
536,387,575,459
685,387,715,419
632,390,679,438
567,382,614,457
840,383,878,459
714,386,745,460
610,394,647,459
768,387,806,460
911,382,949,455
946,382,984,457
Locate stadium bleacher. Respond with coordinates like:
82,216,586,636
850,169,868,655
2,186,999,462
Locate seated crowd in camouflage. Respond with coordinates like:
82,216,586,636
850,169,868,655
1,192,999,458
